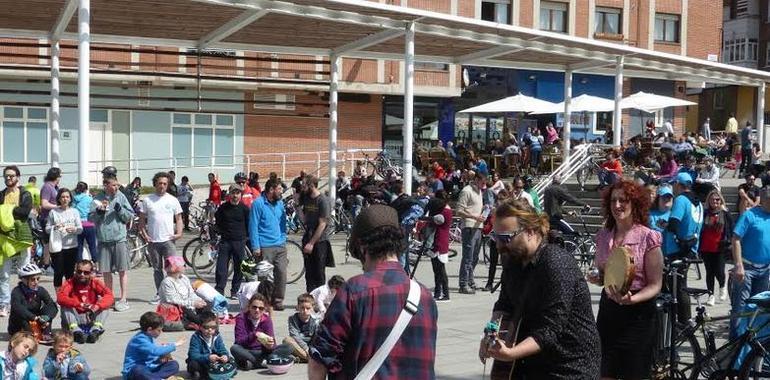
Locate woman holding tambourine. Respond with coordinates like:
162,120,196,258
588,180,664,380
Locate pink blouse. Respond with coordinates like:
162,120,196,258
595,224,662,292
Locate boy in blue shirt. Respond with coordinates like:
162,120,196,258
122,311,185,380
186,310,233,380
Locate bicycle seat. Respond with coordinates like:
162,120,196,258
747,291,770,309
683,288,710,298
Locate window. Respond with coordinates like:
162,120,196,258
415,62,449,71
171,113,235,167
595,7,622,35
1,107,47,163
481,0,510,24
540,1,568,33
723,38,758,63
654,13,680,43
253,94,296,111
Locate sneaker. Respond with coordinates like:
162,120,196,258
86,329,103,343
73,330,86,344
436,295,451,302
720,286,728,302
481,284,494,292
706,295,716,306
148,294,160,305
459,287,476,295
0,305,8,317
114,300,130,312
273,302,285,311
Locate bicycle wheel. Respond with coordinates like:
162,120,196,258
739,336,770,379
285,240,306,285
191,242,218,280
448,248,458,259
182,237,202,267
127,234,148,269
652,322,705,380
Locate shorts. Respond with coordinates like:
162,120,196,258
148,241,178,270
99,241,129,273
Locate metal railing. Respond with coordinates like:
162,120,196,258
534,143,596,197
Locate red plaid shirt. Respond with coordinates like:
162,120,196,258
309,261,438,379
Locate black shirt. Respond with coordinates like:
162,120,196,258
493,244,600,379
542,184,585,219
214,201,249,241
302,194,333,243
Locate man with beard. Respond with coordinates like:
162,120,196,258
249,179,288,310
57,260,114,343
0,165,33,317
479,199,599,379
300,175,334,293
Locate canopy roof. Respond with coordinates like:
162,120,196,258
458,93,557,114
0,0,767,87
530,94,615,114
619,91,698,113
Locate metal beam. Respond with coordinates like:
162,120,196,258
333,29,404,56
453,45,528,64
568,60,616,72
613,56,623,147
198,9,270,49
51,0,77,41
403,22,415,195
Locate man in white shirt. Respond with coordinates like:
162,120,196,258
138,172,183,303
663,120,675,137
511,177,534,208
703,117,712,141
455,173,486,294
695,156,721,201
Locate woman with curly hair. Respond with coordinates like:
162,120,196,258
588,180,664,380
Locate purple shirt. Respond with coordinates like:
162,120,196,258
39,181,58,220
233,312,274,351
595,224,662,292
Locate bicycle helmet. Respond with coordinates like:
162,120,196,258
234,172,247,182
18,263,42,278
101,166,118,177
240,256,259,281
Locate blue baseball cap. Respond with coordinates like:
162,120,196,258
657,186,674,197
675,172,693,186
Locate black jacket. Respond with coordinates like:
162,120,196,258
0,186,33,222
9,283,58,335
215,202,250,241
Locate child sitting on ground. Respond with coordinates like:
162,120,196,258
282,293,320,363
0,332,39,380
186,311,235,380
309,275,345,317
122,311,186,380
9,263,57,343
231,293,292,370
43,330,91,380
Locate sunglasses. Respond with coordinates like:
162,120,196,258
250,305,265,311
76,270,92,275
491,229,524,245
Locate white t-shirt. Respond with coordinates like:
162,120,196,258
139,193,182,242
513,190,535,208
310,284,335,316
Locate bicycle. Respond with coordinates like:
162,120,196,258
361,150,403,179
284,198,304,235
331,198,354,264
549,209,596,277
127,216,149,269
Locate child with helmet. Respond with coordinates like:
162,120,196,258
9,263,58,343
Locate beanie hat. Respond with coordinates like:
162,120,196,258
349,204,400,247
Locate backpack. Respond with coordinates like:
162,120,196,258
390,195,419,222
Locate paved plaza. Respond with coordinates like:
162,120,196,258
0,232,732,379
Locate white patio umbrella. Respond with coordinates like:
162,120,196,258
458,93,558,114
620,91,696,113
529,94,615,114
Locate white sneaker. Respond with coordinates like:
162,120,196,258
719,286,728,302
706,295,716,306
0,305,8,317
148,294,160,305
114,300,130,312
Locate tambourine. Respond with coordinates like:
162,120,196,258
604,246,635,295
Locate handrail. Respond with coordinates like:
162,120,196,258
534,143,595,197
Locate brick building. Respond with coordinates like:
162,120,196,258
0,1,724,184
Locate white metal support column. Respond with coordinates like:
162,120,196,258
328,55,340,202
51,41,61,167
78,0,90,181
758,82,766,155
403,22,415,194
563,69,572,161
613,56,624,146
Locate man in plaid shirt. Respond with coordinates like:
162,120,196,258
308,204,438,379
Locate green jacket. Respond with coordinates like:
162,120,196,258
90,191,134,243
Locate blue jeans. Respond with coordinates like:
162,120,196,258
598,170,619,187
459,228,482,288
730,262,770,339
128,361,179,380
77,225,99,262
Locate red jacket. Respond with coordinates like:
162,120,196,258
57,278,115,313
209,181,222,206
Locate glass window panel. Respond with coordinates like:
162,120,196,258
665,20,677,41
26,122,47,163
494,3,509,24
172,127,192,167
606,13,619,34
654,18,664,40
594,13,603,33
553,10,565,32
173,113,191,125
90,110,108,122
27,108,46,119
214,129,234,166
4,107,22,119
194,114,212,125
215,115,233,126
540,9,550,30
3,122,24,162
193,128,213,167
